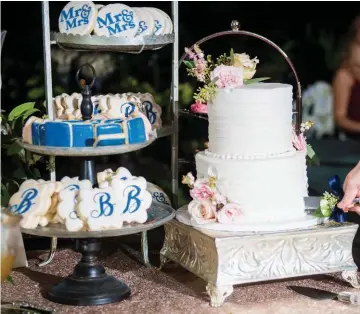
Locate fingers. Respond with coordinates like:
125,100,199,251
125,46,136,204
348,205,360,215
338,183,358,209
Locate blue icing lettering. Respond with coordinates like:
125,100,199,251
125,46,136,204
93,103,101,115
154,20,162,33
65,184,81,219
152,192,169,205
10,188,38,215
60,4,92,31
136,21,147,35
67,184,80,191
97,10,136,36
120,102,135,117
122,185,141,214
143,101,156,124
91,192,115,218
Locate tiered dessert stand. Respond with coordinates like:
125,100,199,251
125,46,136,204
160,21,360,307
16,1,179,306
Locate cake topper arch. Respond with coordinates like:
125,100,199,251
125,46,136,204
179,20,302,135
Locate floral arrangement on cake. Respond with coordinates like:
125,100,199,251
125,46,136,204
182,168,242,224
292,120,319,165
183,45,269,110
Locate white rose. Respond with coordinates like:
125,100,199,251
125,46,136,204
188,200,216,225
233,53,259,80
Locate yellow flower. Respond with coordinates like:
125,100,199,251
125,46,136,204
233,53,259,80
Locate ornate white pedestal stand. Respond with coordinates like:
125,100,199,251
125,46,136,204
161,220,359,307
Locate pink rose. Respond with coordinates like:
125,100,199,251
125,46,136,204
188,200,216,224
191,100,208,114
190,183,213,200
217,203,242,224
210,65,244,89
292,128,306,151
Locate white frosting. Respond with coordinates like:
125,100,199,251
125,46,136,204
208,83,294,157
195,150,309,224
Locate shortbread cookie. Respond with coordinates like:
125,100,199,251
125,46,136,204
147,182,171,206
144,7,166,35
9,180,54,229
133,7,155,37
94,3,138,38
57,176,92,232
59,1,97,35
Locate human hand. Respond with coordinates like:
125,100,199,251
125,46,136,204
337,161,360,214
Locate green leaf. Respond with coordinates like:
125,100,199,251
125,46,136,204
6,142,23,156
244,77,271,85
1,184,10,207
207,55,212,63
307,144,316,159
183,60,195,69
313,207,325,218
8,102,36,121
6,275,14,285
22,108,40,123
13,167,27,180
32,168,41,178
230,48,235,65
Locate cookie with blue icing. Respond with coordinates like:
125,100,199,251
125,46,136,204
59,1,97,35
94,3,139,38
147,182,171,206
133,7,155,37
97,167,133,189
132,92,162,129
57,176,92,232
144,7,167,36
8,180,55,229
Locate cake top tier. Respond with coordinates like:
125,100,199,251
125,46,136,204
208,82,294,157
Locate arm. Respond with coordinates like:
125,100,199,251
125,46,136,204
333,68,360,132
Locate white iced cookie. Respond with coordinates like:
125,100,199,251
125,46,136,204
145,7,167,35
59,1,97,35
95,4,104,11
112,176,152,224
133,8,155,37
98,167,132,189
94,4,138,38
136,93,162,129
9,180,53,229
152,8,172,34
22,116,43,144
108,95,140,118
57,176,92,231
77,187,124,231
147,182,171,206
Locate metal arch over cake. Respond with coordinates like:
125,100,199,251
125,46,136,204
179,22,320,231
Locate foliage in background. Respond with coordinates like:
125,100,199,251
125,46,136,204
1,103,47,207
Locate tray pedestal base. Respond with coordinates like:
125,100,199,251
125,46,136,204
161,220,360,307
48,238,130,306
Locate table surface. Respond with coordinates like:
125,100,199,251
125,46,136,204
2,245,360,314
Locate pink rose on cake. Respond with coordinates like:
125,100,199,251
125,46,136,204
217,203,242,224
292,128,306,151
210,65,244,89
188,200,216,224
191,100,208,114
190,183,213,200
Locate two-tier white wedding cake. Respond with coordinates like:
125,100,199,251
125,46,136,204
179,47,319,231
196,83,309,225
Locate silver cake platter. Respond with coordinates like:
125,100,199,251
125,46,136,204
51,32,175,53
21,202,175,239
17,135,156,157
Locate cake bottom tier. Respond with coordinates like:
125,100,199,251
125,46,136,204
195,151,308,224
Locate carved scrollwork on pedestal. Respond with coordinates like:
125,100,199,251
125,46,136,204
342,270,360,289
161,223,218,282
218,232,357,281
